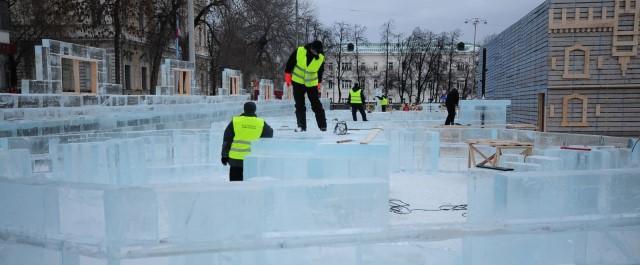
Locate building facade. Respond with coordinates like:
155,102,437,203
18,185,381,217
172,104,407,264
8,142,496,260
324,43,476,104
483,0,640,136
0,0,12,92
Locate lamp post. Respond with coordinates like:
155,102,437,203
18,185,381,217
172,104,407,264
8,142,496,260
465,18,487,99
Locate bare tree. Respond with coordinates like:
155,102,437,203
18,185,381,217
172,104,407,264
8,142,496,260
331,21,351,103
379,20,394,96
8,0,79,88
142,0,186,94
445,30,461,92
352,24,367,86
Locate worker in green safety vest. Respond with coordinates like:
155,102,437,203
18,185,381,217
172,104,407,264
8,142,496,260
376,95,389,112
284,40,328,132
348,83,368,121
221,102,273,181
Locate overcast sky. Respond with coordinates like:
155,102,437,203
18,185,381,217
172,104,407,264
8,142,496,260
311,0,545,44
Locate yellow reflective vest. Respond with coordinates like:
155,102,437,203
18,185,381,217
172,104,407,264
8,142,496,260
292,47,325,87
380,97,389,106
350,89,363,104
228,116,265,161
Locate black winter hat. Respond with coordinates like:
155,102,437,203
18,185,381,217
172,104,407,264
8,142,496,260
309,40,323,53
244,101,257,114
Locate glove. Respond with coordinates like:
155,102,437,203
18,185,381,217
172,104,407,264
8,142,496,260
221,157,229,166
317,83,321,93
285,73,292,87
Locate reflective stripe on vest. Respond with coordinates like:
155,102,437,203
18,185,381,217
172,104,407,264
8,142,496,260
349,89,363,104
229,116,265,161
292,47,325,87
380,98,389,106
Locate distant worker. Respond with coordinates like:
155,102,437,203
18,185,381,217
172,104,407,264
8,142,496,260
445,89,460,125
348,83,368,121
376,95,389,112
284,40,327,132
221,102,274,182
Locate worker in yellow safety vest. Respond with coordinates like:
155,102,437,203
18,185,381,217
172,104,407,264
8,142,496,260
376,95,389,112
348,83,368,121
284,40,327,132
221,102,273,181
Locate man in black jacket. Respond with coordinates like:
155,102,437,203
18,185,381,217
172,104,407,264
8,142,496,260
221,102,274,181
284,40,327,132
445,89,460,125
348,83,367,121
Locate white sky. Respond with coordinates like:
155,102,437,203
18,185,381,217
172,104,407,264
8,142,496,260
312,0,545,44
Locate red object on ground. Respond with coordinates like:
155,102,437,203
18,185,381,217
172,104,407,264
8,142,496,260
560,146,592,151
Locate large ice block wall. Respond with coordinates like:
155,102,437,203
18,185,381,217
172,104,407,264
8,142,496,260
457,100,511,126
1,96,639,265
21,39,122,95
467,168,640,223
156,59,200,96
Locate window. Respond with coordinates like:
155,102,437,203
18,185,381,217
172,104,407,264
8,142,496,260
374,79,378,88
388,62,394,70
360,63,366,71
373,62,378,71
328,80,334,89
341,80,352,89
141,67,148,91
201,73,206,91
124,65,131,91
341,62,352,71
327,63,333,71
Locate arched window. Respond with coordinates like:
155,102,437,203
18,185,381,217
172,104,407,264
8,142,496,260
561,93,589,127
563,44,591,79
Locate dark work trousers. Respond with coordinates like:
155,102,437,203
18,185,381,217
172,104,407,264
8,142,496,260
445,104,457,125
351,104,367,121
293,82,327,130
229,166,243,182
381,105,387,112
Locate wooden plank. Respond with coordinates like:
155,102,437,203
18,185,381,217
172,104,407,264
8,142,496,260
360,128,383,144
73,60,80,94
90,62,98,94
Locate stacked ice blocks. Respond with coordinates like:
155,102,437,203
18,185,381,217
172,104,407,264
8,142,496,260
244,137,390,180
467,168,640,223
386,129,440,173
457,100,510,126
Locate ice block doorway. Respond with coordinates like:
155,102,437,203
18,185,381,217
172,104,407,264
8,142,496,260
173,68,192,95
230,76,240,95
60,56,99,94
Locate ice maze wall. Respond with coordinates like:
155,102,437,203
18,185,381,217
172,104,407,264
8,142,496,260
1,97,639,264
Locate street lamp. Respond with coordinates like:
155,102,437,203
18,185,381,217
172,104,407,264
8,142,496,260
465,18,487,99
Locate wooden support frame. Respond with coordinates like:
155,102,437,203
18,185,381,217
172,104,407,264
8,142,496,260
175,70,192,95
63,56,99,94
230,76,240,95
466,139,534,169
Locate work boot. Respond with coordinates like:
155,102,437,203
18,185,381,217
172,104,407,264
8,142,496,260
320,127,327,132
295,127,306,132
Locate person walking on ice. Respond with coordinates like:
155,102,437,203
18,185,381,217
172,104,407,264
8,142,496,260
284,40,328,132
348,83,368,121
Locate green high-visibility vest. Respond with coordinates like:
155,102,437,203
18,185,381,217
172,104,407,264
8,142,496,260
380,97,389,106
229,116,265,161
292,47,325,87
350,89,363,104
